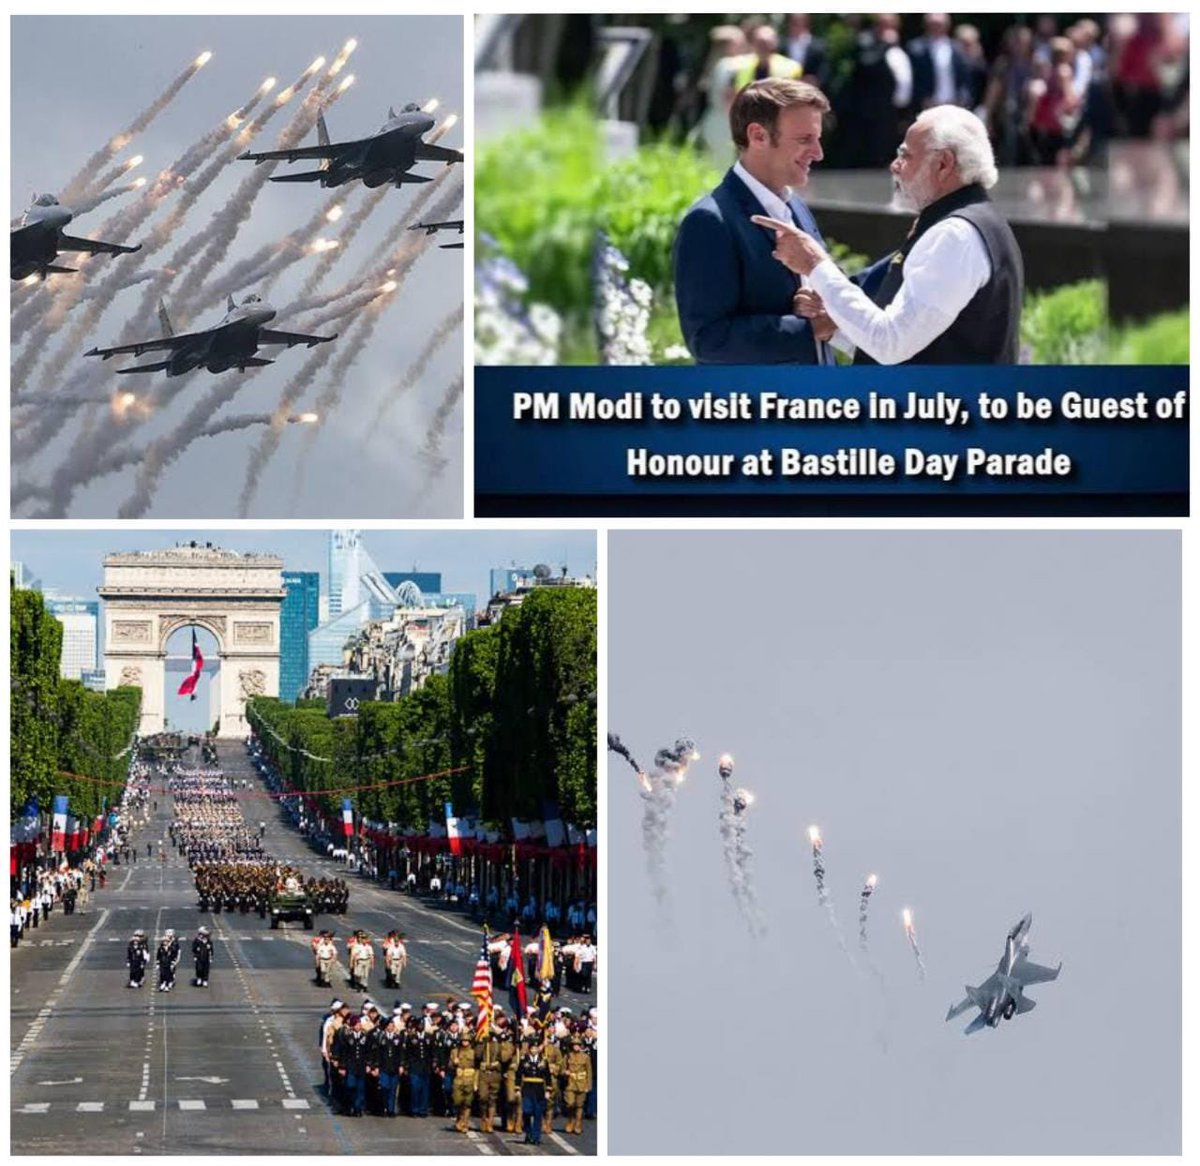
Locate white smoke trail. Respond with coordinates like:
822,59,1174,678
902,909,926,981
635,738,698,917
364,304,463,441
717,755,765,937
72,179,145,217
59,51,213,205
808,825,854,965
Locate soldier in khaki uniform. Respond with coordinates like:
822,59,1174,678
348,931,374,991
560,1036,593,1135
382,930,407,989
542,1030,564,1134
450,1031,479,1133
475,1024,505,1133
312,931,337,987
496,1014,520,1133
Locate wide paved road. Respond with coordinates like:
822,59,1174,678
11,742,596,1156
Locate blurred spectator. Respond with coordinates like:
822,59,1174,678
908,13,974,110
1031,15,1060,68
729,23,803,92
782,14,830,90
696,24,748,168
954,23,989,114
832,14,912,167
1027,47,1086,165
1113,13,1187,137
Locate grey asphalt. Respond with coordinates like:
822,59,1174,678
10,741,595,1156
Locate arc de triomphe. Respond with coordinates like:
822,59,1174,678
100,543,284,737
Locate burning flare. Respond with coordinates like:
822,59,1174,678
194,51,213,68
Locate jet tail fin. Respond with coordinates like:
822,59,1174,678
227,293,237,314
963,1013,988,1035
317,113,331,172
157,299,174,338
1015,996,1037,1015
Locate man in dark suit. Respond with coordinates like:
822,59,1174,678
674,77,833,364
907,13,973,111
783,14,830,91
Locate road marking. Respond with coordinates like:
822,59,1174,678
130,1101,156,1112
11,908,110,1077
18,1103,49,1114
231,1099,259,1110
178,1099,205,1111
77,1101,104,1112
37,1077,83,1086
281,1098,309,1109
548,1131,580,1155
465,1130,497,1155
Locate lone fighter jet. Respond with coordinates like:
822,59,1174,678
238,104,462,189
410,219,464,248
83,294,336,377
946,913,1061,1034
11,193,141,281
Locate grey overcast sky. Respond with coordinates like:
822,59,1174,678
13,528,595,733
609,530,1180,1155
12,16,464,518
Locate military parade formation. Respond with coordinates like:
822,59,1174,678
320,997,596,1141
57,745,599,1147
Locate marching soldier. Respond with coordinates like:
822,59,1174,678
560,1036,593,1135
348,931,374,992
382,930,408,989
403,1015,434,1117
370,1010,405,1117
543,1026,564,1135
496,1012,521,1133
517,1038,549,1146
476,1022,505,1133
332,1014,370,1117
127,929,150,988
450,1030,479,1132
192,925,213,987
312,930,338,987
156,929,180,992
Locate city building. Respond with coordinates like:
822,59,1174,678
345,600,467,699
383,571,442,593
483,564,596,624
45,597,100,680
12,561,42,592
280,571,320,703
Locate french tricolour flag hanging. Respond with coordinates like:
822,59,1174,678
177,628,204,701
67,816,81,851
445,802,462,856
51,795,69,853
342,799,354,839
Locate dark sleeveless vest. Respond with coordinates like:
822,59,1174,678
853,183,1023,365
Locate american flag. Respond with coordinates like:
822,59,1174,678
471,931,493,1038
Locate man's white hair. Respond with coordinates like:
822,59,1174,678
916,105,999,189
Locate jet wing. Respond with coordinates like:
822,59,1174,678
239,139,368,165
414,142,463,164
84,331,204,360
1012,959,1061,985
257,328,337,349
58,234,141,257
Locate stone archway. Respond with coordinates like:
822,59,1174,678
100,543,284,737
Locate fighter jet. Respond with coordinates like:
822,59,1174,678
83,294,336,377
946,913,1061,1034
11,193,141,281
410,219,464,248
237,104,463,189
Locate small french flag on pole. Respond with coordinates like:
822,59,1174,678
445,802,462,856
342,798,354,839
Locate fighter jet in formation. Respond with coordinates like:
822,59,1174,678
11,193,141,281
410,219,463,248
83,294,336,377
946,913,1061,1034
238,104,463,189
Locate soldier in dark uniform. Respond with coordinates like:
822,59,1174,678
332,1015,370,1116
518,1039,549,1145
432,1016,459,1118
370,1012,404,1117
403,1017,433,1117
157,929,180,992
127,929,150,988
192,926,213,987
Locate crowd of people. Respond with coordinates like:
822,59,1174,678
666,13,1190,169
319,996,597,1142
